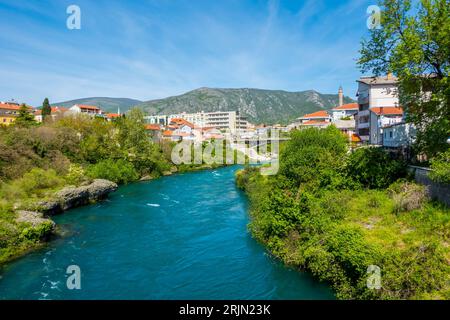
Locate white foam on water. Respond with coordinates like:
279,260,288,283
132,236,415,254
146,203,160,207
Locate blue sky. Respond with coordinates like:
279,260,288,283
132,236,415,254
0,0,375,106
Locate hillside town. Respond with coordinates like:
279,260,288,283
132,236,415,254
0,73,418,158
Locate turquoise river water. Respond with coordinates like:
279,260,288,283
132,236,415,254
0,166,334,299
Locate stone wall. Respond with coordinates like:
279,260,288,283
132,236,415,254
408,165,450,207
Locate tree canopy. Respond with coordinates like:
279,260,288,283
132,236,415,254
14,104,36,127
358,0,450,157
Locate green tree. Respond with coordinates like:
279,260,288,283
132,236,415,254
41,98,51,120
358,0,450,158
346,147,407,189
14,104,37,127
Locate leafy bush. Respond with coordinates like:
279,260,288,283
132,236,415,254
20,221,54,241
388,181,428,213
0,168,65,201
429,149,450,184
86,159,138,184
280,126,348,189
65,163,87,185
345,147,407,189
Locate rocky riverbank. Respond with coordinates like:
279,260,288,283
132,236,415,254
20,179,118,235
0,179,118,266
35,179,118,216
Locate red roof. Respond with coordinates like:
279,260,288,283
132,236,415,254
302,120,330,125
170,118,195,128
76,104,100,110
106,113,121,119
145,124,161,130
300,110,329,119
332,103,359,111
163,130,173,136
0,103,22,111
370,107,403,115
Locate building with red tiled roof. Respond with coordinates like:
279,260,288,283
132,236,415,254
1,102,34,125
297,110,331,127
355,73,401,144
332,103,359,111
106,113,121,119
169,118,195,128
369,107,403,116
68,104,103,116
145,124,161,131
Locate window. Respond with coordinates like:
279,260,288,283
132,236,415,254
390,131,393,138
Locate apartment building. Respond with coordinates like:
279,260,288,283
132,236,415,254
355,74,403,144
145,110,248,134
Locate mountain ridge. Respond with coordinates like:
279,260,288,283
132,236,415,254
53,87,355,124
137,87,355,124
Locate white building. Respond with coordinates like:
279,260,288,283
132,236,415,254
296,110,332,128
145,110,248,135
68,104,103,116
331,103,359,121
355,74,403,144
383,122,416,148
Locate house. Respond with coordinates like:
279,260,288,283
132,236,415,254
68,104,103,116
297,110,332,128
0,101,22,125
368,106,404,145
355,73,401,144
383,122,416,148
145,124,162,142
201,127,224,141
105,113,121,121
34,106,68,122
332,103,359,121
162,118,196,141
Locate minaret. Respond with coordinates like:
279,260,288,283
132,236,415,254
338,86,344,106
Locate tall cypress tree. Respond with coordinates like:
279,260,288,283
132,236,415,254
42,98,51,119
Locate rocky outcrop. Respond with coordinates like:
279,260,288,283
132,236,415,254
16,211,56,229
37,179,118,216
86,179,118,200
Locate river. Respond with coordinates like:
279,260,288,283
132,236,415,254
0,166,333,299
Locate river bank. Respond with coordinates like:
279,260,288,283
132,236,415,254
0,179,118,265
235,127,450,300
0,165,334,299
0,162,233,266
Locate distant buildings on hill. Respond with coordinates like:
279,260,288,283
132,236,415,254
144,111,248,135
3,73,421,153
